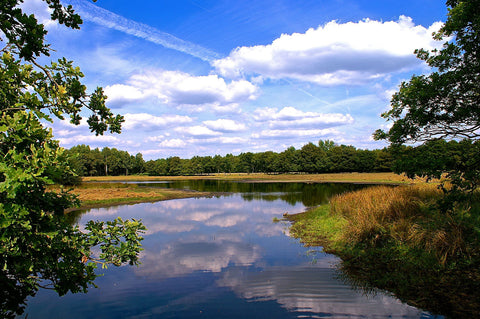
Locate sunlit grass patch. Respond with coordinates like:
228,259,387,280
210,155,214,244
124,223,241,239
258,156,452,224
287,205,347,249
60,185,212,210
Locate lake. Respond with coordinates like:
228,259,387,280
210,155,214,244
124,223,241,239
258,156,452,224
22,181,441,318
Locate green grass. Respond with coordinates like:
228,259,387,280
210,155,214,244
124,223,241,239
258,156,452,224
287,205,347,250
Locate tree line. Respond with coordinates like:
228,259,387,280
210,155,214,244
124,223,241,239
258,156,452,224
66,140,394,177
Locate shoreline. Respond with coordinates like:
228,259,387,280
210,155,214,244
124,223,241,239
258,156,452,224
285,184,480,318
67,172,431,211
81,172,425,184
61,183,216,212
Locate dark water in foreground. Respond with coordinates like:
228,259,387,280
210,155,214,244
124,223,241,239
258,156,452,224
22,182,441,318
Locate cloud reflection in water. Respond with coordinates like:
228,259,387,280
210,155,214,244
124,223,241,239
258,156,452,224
63,193,435,318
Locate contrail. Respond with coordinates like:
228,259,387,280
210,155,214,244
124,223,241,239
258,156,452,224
282,79,332,106
63,0,222,63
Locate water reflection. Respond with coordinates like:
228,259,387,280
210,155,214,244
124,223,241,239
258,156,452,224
136,180,368,207
138,238,262,278
218,266,425,317
23,183,438,318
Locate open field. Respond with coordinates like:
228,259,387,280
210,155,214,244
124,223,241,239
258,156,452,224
82,172,428,184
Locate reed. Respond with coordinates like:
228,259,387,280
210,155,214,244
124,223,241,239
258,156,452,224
329,184,472,264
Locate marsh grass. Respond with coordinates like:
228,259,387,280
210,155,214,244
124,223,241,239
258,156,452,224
289,183,480,267
285,183,480,317
329,184,478,265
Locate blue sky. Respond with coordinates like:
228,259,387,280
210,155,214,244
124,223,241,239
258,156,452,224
24,0,448,159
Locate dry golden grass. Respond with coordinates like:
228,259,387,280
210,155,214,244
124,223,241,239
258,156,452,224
329,184,467,264
52,183,212,209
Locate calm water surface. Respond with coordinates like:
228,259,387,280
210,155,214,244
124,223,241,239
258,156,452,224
23,182,440,318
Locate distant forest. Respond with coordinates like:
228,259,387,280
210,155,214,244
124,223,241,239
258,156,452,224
66,139,474,177
65,140,394,176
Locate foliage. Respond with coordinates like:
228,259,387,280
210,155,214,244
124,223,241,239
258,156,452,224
66,145,145,176
375,0,480,144
0,0,145,317
374,0,480,208
391,139,480,202
68,140,395,177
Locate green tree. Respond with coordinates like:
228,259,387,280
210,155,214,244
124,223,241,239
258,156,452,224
299,142,323,173
223,153,236,173
237,152,255,173
166,156,183,176
373,148,393,172
327,145,357,173
132,152,145,175
0,1,145,317
67,144,95,176
278,146,300,173
374,0,480,206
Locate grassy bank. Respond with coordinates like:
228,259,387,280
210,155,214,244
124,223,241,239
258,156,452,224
82,172,423,184
54,182,213,210
287,184,480,317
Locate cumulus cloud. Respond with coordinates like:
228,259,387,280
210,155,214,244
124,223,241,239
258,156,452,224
210,136,249,144
175,125,222,137
252,128,340,139
254,106,354,129
158,139,188,148
123,113,193,130
104,70,258,108
213,16,444,85
203,119,247,132
104,84,145,104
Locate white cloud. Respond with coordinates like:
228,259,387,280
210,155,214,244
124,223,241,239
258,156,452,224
104,70,259,108
175,125,222,137
104,84,145,104
214,136,249,144
19,0,57,28
203,119,247,132
123,113,193,130
254,106,354,129
213,16,444,85
186,136,249,146
158,139,188,148
252,128,339,139
218,266,427,317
